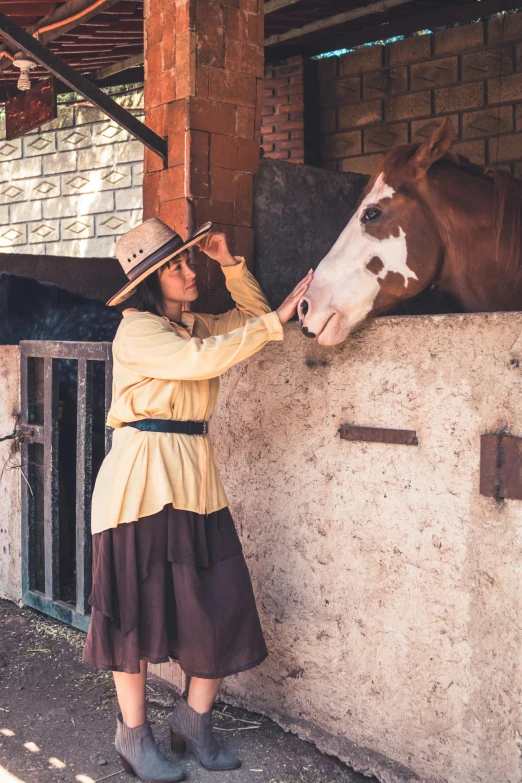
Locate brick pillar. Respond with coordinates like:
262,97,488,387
143,0,264,313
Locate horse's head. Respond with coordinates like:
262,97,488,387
299,118,455,346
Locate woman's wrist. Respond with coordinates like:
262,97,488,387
219,253,240,267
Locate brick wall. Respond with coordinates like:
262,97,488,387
0,91,144,256
261,55,319,165
318,13,522,177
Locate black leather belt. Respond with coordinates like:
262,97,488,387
123,418,209,435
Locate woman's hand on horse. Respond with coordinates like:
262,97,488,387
197,232,237,266
276,270,314,325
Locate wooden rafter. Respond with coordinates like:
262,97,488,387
265,0,418,47
0,0,122,70
264,0,301,14
94,51,143,81
266,0,504,58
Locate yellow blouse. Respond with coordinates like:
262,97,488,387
90,257,284,535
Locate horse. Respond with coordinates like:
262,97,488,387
298,117,522,346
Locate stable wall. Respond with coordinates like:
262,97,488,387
209,314,522,783
0,345,21,603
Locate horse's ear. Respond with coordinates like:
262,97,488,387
412,117,454,174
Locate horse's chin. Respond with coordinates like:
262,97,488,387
315,312,373,345
316,313,351,346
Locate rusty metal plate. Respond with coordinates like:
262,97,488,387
480,433,522,502
5,76,56,140
339,424,418,446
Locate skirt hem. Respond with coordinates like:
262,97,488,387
83,503,268,678
82,649,268,679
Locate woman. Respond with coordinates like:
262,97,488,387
82,217,313,783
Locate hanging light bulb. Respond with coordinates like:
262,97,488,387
13,55,36,91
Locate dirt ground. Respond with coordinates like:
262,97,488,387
0,599,374,783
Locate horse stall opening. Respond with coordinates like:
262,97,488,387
208,313,522,783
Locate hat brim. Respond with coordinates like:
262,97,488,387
106,222,212,307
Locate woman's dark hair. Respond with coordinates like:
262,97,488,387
134,250,189,316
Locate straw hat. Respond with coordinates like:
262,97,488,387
106,218,212,306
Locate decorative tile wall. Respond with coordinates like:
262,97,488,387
0,90,145,257
317,13,522,177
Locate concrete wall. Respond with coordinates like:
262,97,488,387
0,91,143,257
207,314,522,783
0,345,21,603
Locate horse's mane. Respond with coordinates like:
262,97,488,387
377,143,522,287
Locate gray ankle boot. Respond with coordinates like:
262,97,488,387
115,712,185,782
169,693,242,771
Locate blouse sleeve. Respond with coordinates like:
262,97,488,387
202,257,274,336
118,308,283,381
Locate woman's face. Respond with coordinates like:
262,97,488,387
157,250,198,304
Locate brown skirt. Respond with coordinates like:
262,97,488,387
82,503,268,677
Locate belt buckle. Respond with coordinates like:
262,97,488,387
198,420,209,436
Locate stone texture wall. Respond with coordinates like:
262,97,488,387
208,314,522,783
318,13,522,176
0,92,144,257
0,346,21,604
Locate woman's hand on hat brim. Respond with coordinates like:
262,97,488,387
196,232,237,267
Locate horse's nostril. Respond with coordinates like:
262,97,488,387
300,299,309,316
301,326,316,339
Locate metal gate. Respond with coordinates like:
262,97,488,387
19,341,113,631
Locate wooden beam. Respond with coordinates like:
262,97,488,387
265,0,417,46
266,0,503,59
0,0,121,69
264,0,301,14
94,51,143,80
32,0,121,39
0,12,166,161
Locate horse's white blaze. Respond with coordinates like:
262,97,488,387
306,173,418,339
362,173,396,206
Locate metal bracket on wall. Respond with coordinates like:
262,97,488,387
480,432,522,502
0,11,167,162
338,424,419,446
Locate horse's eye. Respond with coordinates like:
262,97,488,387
363,208,382,222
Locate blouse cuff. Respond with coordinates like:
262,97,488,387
221,256,247,279
261,310,284,341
